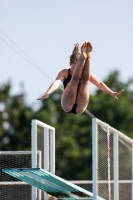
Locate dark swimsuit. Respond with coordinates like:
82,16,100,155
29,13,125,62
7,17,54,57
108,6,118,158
63,69,77,114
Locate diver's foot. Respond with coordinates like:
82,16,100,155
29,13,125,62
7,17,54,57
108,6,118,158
80,42,87,59
86,42,93,58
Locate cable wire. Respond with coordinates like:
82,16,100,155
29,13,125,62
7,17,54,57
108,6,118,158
0,29,53,81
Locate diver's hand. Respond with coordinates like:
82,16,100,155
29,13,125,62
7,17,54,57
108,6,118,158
110,89,124,100
37,93,49,100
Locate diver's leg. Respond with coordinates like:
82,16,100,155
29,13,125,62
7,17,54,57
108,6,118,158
75,42,93,114
61,42,87,112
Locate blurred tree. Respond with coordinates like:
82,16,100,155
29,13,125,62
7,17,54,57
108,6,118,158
89,70,133,138
0,82,34,150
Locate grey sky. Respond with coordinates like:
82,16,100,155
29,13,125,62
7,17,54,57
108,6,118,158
0,0,133,106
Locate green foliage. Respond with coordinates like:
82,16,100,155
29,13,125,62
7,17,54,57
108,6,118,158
0,82,33,150
89,70,133,138
0,70,133,181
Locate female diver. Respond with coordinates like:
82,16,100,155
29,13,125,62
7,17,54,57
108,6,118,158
37,42,124,114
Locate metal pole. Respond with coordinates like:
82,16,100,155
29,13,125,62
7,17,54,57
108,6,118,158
38,151,42,200
131,144,133,199
31,120,37,200
44,127,49,171
50,129,55,174
44,127,49,200
107,126,111,200
92,118,98,200
114,132,119,200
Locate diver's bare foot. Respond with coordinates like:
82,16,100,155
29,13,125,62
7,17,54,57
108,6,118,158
86,42,93,58
80,42,87,59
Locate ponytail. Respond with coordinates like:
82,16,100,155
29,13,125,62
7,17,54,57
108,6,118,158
70,43,80,64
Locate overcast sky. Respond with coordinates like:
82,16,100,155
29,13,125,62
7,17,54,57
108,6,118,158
0,0,133,107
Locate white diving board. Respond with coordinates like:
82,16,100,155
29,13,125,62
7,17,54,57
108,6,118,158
2,168,105,200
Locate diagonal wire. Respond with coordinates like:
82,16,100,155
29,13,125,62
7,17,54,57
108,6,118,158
0,29,53,81
0,28,95,118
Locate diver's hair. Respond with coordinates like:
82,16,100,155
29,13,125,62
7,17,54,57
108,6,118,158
70,43,80,64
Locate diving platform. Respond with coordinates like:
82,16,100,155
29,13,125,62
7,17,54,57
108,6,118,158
2,168,105,200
